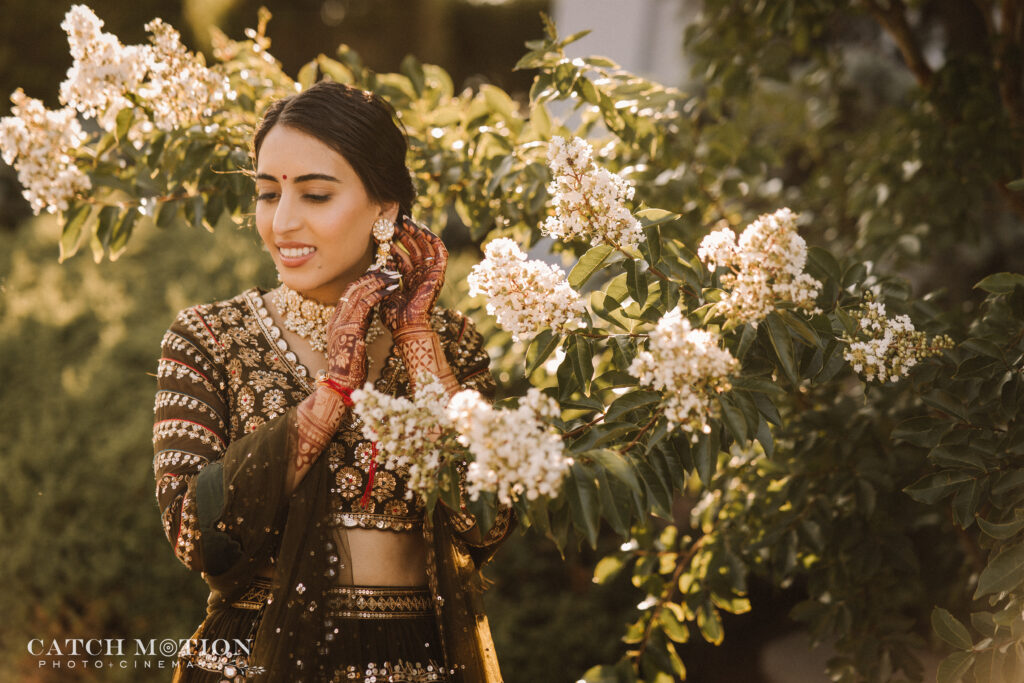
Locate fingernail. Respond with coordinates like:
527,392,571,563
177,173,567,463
386,284,399,290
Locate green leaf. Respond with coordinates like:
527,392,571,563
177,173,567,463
658,607,690,644
567,462,601,548
719,394,747,444
624,259,649,305
904,471,974,505
1006,178,1024,192
605,391,662,423
594,466,630,536
765,313,799,385
296,59,318,90
952,478,982,529
400,54,426,97
974,272,1024,294
976,514,1024,540
932,607,974,650
806,246,841,282
58,204,91,262
694,430,716,487
975,541,1024,598
696,603,724,645
569,245,614,288
525,329,561,376
636,208,681,227
114,106,134,141
937,651,975,683
568,335,595,393
776,309,821,348
593,556,625,585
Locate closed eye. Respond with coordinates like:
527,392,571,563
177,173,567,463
304,194,330,202
256,192,278,202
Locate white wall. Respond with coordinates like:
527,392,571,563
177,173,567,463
552,0,696,87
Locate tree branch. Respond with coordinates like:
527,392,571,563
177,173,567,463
861,0,934,87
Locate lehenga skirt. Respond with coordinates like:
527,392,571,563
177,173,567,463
172,578,449,682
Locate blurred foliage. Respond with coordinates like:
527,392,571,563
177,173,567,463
3,2,1024,683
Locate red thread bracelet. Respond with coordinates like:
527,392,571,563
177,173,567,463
315,376,355,407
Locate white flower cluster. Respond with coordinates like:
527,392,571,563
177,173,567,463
58,6,229,134
628,307,738,438
139,18,230,131
59,5,147,132
352,375,571,506
0,90,91,214
448,388,570,506
1,6,232,215
842,297,954,383
542,136,645,250
697,208,822,327
468,237,586,342
350,374,450,499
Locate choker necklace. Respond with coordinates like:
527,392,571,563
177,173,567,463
271,284,385,354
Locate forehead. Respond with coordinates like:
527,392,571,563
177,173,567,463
256,125,355,177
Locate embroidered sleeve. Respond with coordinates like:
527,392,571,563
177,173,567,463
154,306,231,572
154,305,292,576
435,308,497,401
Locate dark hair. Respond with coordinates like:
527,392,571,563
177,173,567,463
253,81,416,219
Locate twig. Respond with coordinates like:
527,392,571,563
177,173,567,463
861,0,934,87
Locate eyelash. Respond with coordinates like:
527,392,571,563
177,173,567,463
255,193,330,203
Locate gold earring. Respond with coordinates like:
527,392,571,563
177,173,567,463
371,216,394,269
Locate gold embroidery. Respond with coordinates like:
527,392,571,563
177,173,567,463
325,586,433,619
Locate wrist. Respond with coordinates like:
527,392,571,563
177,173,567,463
314,375,356,406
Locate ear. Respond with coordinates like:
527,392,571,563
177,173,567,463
379,201,400,224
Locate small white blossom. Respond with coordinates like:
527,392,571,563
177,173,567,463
842,296,953,383
447,388,570,505
351,373,451,499
0,90,91,214
141,18,230,131
697,208,822,327
59,6,229,134
628,307,738,438
59,5,148,132
468,237,586,342
543,136,645,250
352,374,570,506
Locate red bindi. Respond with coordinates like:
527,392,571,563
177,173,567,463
281,174,287,180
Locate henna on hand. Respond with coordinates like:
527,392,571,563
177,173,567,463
326,269,400,387
379,218,448,332
286,269,399,492
293,386,347,470
392,325,460,395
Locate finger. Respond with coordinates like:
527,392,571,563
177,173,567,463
389,237,415,276
400,221,424,262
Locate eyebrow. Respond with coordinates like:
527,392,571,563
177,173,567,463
255,173,340,183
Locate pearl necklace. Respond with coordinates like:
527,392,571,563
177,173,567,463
271,284,385,354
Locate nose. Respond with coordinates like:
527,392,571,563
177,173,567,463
271,189,302,235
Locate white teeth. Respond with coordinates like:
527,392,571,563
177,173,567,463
280,246,316,258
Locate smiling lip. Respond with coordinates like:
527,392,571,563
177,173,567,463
276,243,317,267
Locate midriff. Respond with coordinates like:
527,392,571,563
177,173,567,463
254,527,429,585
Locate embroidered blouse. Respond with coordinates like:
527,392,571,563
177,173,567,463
153,286,507,576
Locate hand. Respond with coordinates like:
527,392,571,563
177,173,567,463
325,269,400,387
379,218,448,332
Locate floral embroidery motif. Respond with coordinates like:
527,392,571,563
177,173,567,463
337,467,363,499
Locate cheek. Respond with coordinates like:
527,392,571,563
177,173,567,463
255,209,274,249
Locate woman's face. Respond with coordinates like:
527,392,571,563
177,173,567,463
255,124,397,303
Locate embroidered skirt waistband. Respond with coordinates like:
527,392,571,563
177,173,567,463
325,585,433,620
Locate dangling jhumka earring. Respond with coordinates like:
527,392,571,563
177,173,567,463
371,216,395,269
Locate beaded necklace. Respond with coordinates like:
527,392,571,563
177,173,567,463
270,284,385,354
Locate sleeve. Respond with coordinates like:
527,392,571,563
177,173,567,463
437,309,514,552
153,306,292,577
